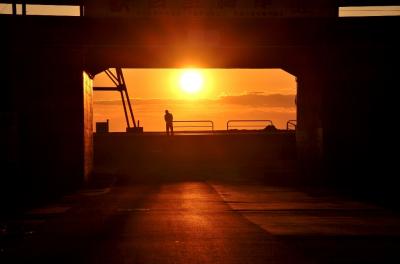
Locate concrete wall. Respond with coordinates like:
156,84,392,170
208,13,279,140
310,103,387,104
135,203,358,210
321,45,399,204
0,47,93,208
285,42,399,206
94,132,297,183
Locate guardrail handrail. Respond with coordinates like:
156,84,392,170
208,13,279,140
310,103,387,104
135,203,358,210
226,120,273,131
286,120,297,130
173,120,214,131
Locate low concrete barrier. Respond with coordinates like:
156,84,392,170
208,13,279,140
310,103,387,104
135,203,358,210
94,132,297,183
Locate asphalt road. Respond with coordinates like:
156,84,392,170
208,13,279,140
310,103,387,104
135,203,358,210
2,181,400,263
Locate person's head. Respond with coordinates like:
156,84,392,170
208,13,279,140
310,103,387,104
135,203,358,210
165,110,169,114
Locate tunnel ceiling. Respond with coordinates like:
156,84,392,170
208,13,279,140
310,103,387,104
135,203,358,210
1,15,399,70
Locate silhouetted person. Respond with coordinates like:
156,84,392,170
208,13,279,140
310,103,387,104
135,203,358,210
164,110,174,135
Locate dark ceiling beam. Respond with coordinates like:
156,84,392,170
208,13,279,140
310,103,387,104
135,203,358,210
3,1,400,7
1,0,82,5
1,0,400,6
340,0,400,6
2,16,399,48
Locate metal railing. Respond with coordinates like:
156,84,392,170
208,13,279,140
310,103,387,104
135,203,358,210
286,120,297,130
226,120,273,131
173,120,214,132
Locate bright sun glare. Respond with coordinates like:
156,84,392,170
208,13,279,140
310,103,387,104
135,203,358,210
179,69,204,94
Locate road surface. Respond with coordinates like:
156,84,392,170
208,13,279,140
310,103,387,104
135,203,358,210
1,181,400,263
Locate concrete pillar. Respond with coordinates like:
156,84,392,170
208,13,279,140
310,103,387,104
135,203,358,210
83,71,94,183
293,65,324,182
322,45,399,197
1,47,93,205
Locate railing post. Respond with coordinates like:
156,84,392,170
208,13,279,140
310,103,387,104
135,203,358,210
286,120,297,130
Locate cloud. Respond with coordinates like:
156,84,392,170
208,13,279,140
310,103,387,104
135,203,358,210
218,93,295,107
94,93,296,108
94,98,208,107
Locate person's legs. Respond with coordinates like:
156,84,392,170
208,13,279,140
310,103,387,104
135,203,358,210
167,123,173,136
166,123,169,135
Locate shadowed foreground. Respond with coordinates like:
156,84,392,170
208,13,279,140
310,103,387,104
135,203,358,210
1,180,400,263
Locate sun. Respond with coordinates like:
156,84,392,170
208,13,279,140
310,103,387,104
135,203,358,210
179,69,204,94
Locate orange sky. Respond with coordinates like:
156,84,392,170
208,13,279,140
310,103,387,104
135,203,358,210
94,69,296,100
93,69,297,131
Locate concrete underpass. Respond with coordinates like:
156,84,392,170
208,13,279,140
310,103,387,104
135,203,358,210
1,1,400,263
